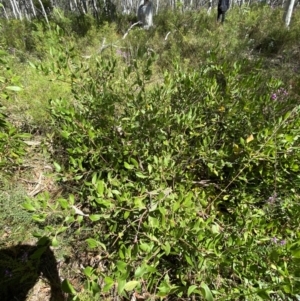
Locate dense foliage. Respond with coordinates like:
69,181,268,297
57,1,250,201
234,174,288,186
1,5,300,301
0,49,29,177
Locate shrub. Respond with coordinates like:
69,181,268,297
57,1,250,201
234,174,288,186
23,42,300,300
0,49,29,176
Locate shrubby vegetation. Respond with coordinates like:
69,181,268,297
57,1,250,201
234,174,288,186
1,5,300,301
0,48,29,179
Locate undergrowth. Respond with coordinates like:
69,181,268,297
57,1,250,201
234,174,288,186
1,5,300,301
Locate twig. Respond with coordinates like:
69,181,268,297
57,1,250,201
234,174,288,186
71,205,89,217
122,21,142,40
28,173,43,196
98,22,141,54
164,31,171,40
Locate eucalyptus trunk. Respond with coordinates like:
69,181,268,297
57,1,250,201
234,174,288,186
37,0,49,24
29,0,37,18
284,0,295,27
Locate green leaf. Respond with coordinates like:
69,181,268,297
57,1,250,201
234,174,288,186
188,285,198,297
30,246,47,259
86,238,106,250
83,266,94,277
117,278,126,295
124,280,139,291
124,162,134,170
32,214,46,223
62,279,77,295
86,238,99,249
292,249,300,258
57,226,68,234
92,172,97,185
200,282,213,301
59,198,69,209
69,194,75,205
52,237,59,247
53,162,61,172
185,254,194,267
124,211,130,219
116,261,127,273
257,290,271,299
28,61,36,69
103,277,114,292
163,242,171,255
157,282,171,297
130,158,139,168
6,86,22,91
22,201,36,212
283,284,291,294
97,180,105,196
135,172,147,178
89,214,101,221
135,265,148,278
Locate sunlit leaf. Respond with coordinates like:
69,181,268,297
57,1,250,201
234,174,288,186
124,162,134,169
6,86,22,91
246,134,254,143
62,279,76,295
200,282,213,301
124,280,139,291
188,285,198,296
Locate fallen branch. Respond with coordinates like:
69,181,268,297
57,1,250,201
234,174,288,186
122,21,141,39
98,22,141,54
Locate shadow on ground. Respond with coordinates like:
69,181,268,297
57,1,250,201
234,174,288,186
0,237,65,301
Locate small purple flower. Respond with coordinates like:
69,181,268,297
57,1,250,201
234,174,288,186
266,193,277,204
21,252,28,262
278,88,286,94
271,237,278,244
271,93,277,100
271,237,287,246
5,269,12,278
116,49,129,60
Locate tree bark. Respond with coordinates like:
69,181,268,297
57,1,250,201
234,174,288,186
29,0,37,18
9,0,18,19
137,0,153,29
1,4,9,19
37,0,49,24
284,0,296,27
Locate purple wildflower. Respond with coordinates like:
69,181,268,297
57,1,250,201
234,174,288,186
266,193,277,204
21,252,28,262
271,237,287,246
5,269,12,278
271,237,278,244
271,93,277,100
116,49,129,60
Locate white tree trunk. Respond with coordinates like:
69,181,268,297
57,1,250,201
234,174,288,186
207,0,212,14
29,0,37,18
80,0,87,14
37,0,49,24
15,0,23,19
284,0,296,27
137,0,153,29
9,0,17,19
1,4,9,19
91,0,98,13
